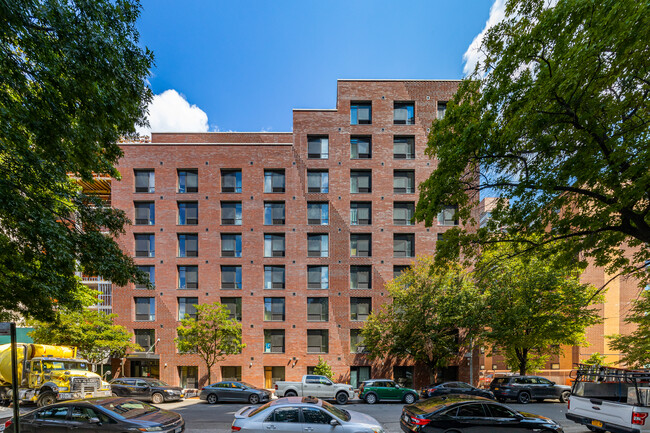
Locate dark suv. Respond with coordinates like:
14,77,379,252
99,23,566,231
110,377,184,404
489,375,570,404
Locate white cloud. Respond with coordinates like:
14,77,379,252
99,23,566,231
462,0,506,76
136,89,210,135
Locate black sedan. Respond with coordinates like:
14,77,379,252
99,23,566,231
401,395,564,433
200,380,271,404
110,377,184,403
6,397,184,433
421,382,495,400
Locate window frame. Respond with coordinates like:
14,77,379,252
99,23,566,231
221,201,243,226
264,169,286,193
350,170,372,194
178,169,198,193
307,330,329,354
134,202,155,225
178,265,199,290
394,102,415,125
350,265,372,290
221,169,242,193
351,102,372,125
221,265,242,290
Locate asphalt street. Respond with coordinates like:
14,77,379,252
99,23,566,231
160,398,595,433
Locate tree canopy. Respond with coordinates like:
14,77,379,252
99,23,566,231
415,0,650,286
608,289,650,368
0,0,153,320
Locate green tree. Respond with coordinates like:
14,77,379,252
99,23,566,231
175,303,244,385
415,0,650,285
0,0,153,320
608,289,650,368
582,352,612,367
313,356,334,380
477,244,604,375
28,308,140,366
362,258,483,380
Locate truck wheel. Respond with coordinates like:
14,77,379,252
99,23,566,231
151,392,164,404
284,390,297,397
364,393,377,404
36,391,56,407
404,393,416,404
206,393,218,404
517,391,531,404
336,392,349,405
559,390,570,403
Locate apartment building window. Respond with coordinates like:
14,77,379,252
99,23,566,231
134,234,155,257
178,297,198,320
437,233,444,241
264,202,285,225
350,233,372,257
394,136,415,159
264,330,285,353
178,202,198,225
307,202,329,225
307,234,328,257
437,101,447,119
178,169,198,193
394,233,415,257
264,298,285,321
221,297,242,321
178,234,198,257
394,102,415,125
221,169,242,193
308,266,329,289
134,329,155,352
350,136,371,159
350,170,371,193
350,329,366,353
221,366,242,381
134,297,155,321
134,202,155,225
178,265,198,290
264,170,286,193
135,265,155,290
264,234,285,257
394,265,410,279
134,169,154,193
438,205,459,226
394,202,415,225
307,298,328,322
221,233,242,257
264,266,285,289
350,202,371,225
350,265,371,289
351,102,371,125
307,170,329,193
221,202,242,225
307,135,329,159
221,266,242,290
351,297,372,321
307,330,328,353
394,170,415,194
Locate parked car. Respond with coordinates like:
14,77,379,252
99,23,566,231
359,379,419,404
421,382,495,400
232,396,384,433
489,375,571,404
400,395,564,433
109,377,184,403
275,375,355,404
200,381,271,404
5,397,184,433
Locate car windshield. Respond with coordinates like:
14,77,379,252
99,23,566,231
321,400,350,421
100,400,159,419
146,380,169,387
42,361,88,371
248,402,272,417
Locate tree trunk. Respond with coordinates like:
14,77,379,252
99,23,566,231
516,348,528,375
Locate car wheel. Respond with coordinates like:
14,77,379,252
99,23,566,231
111,392,118,397
207,393,218,404
284,390,297,397
249,394,260,404
336,392,349,405
404,393,416,404
559,390,571,403
517,391,531,404
151,392,164,404
364,393,377,404
36,391,56,407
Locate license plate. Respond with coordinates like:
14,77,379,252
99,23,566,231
174,427,182,433
403,415,409,422
591,420,603,428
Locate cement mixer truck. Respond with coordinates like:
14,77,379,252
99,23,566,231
0,343,111,406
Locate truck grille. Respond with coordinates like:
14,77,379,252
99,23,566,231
71,377,100,392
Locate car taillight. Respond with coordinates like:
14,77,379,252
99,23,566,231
232,426,242,431
4,420,12,428
410,416,430,426
275,384,278,390
567,399,570,410
632,412,648,425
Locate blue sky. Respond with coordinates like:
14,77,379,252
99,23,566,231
136,0,499,133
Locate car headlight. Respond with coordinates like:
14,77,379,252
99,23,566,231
136,427,163,431
58,386,69,391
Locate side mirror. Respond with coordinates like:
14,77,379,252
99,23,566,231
396,384,401,388
330,419,340,426
88,417,100,424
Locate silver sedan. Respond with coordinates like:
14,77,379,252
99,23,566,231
231,397,384,433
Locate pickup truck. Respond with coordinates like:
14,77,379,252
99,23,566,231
274,375,355,404
567,364,650,433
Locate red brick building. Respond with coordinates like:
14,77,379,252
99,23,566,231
109,79,467,390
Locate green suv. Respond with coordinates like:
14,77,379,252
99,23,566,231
358,379,419,404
